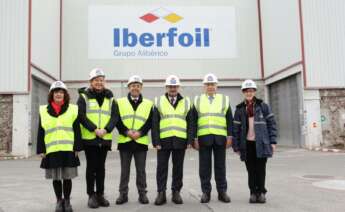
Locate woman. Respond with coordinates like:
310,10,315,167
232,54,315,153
233,80,277,204
37,81,82,212
77,68,118,208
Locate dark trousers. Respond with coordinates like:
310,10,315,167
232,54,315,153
156,149,186,192
199,144,227,193
119,150,147,194
84,145,108,196
245,141,267,194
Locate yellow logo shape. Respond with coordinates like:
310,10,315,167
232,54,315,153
164,13,183,23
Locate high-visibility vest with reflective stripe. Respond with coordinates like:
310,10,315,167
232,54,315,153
117,97,153,145
80,93,113,140
39,104,78,155
155,95,190,139
194,94,229,137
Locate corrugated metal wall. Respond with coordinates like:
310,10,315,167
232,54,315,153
0,0,29,93
62,0,261,81
260,0,301,78
31,0,60,79
302,0,345,88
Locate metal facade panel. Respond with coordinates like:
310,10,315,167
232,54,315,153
0,0,29,93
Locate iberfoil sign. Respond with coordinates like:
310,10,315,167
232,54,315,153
88,6,237,59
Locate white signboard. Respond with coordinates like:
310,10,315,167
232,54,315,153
88,6,237,59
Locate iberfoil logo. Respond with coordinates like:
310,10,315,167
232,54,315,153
113,7,210,48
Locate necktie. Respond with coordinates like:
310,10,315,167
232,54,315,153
208,95,214,104
170,97,175,105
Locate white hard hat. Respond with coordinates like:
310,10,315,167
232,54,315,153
241,79,257,90
203,73,218,84
89,68,105,80
127,75,143,86
49,81,67,92
165,75,181,86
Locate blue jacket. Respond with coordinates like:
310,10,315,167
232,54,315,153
232,98,277,161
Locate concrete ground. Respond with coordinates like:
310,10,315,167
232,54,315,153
1,148,345,212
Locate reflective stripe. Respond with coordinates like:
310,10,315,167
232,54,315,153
199,112,224,118
234,120,241,125
122,114,147,122
45,140,74,148
222,95,226,113
184,98,190,116
196,96,201,112
199,125,226,130
160,126,186,133
45,127,73,135
254,121,266,125
86,110,111,115
161,114,185,120
265,113,274,119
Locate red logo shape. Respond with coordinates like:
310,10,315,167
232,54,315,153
140,13,159,23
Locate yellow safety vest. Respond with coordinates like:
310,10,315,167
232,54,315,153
39,104,78,155
194,94,229,137
80,93,113,140
155,95,190,139
117,97,153,145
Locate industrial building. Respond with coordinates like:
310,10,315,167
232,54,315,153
1,0,345,157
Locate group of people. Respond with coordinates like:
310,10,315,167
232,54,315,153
37,68,277,212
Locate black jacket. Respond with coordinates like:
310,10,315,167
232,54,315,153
151,93,194,150
116,93,153,152
192,95,234,147
232,98,277,161
37,103,82,169
77,87,118,149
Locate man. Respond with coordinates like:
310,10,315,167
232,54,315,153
115,75,153,205
152,75,194,205
192,73,234,203
77,68,118,208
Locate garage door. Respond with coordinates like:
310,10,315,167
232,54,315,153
269,74,302,147
31,77,49,155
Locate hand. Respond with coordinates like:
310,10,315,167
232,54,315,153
127,130,135,139
226,137,233,149
95,129,106,137
131,131,141,140
40,153,46,158
193,140,199,150
155,145,162,150
271,144,277,152
74,151,79,157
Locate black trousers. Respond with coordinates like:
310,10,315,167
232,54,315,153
119,150,147,194
199,144,227,193
245,141,267,194
84,145,108,196
156,149,186,192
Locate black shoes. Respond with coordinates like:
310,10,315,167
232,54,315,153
64,198,73,212
218,192,231,203
172,191,183,204
88,194,99,209
200,192,211,203
116,193,128,205
249,193,266,204
249,194,257,203
154,192,167,205
55,199,64,212
138,192,149,204
97,194,110,207
257,193,266,204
